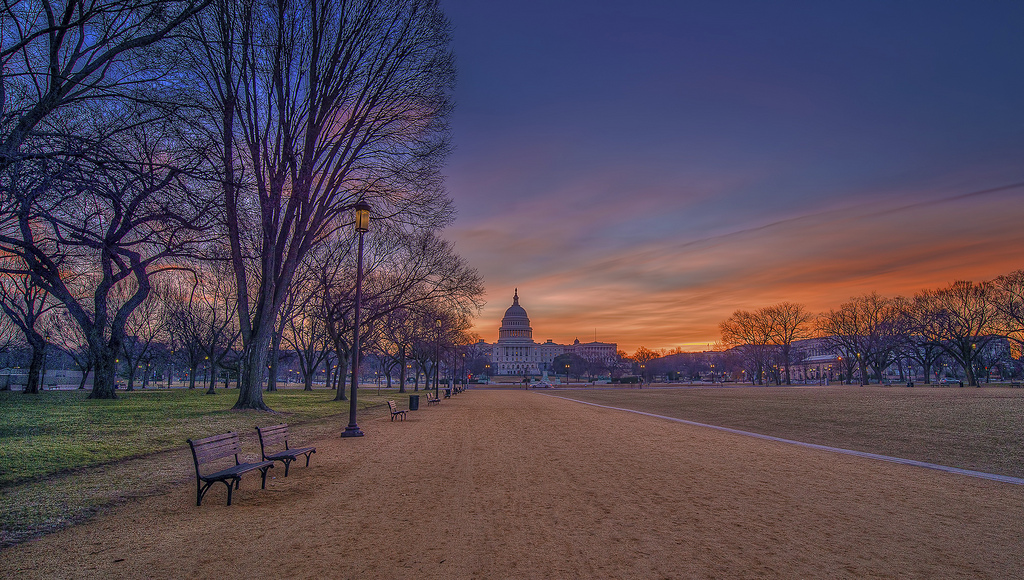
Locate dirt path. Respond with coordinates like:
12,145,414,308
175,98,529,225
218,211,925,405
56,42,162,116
2,389,1022,579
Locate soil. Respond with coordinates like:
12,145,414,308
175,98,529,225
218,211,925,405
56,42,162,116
1,389,1022,579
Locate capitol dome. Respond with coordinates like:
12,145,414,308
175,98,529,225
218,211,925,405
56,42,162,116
498,289,533,341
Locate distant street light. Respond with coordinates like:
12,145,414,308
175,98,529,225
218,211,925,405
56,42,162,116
342,199,371,438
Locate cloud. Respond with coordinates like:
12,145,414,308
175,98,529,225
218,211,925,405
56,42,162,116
451,183,1024,352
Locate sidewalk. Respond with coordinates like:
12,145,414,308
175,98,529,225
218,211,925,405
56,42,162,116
2,390,1023,578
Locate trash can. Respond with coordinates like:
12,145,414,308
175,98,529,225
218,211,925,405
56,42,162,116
445,388,451,398
408,395,419,411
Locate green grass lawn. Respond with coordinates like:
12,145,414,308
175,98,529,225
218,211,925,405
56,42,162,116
0,386,405,486
555,385,1024,479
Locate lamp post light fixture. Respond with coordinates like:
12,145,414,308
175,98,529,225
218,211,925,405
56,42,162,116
972,343,979,387
342,199,371,438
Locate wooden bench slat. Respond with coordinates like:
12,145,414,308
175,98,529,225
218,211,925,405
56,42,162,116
188,432,274,506
192,439,242,463
387,400,407,421
256,424,316,477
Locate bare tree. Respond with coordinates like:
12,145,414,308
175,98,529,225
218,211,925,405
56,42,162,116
185,0,456,410
47,308,92,389
164,263,239,391
817,294,908,384
762,303,811,385
720,308,777,385
372,306,415,393
120,282,170,391
308,225,482,402
993,270,1024,349
913,281,999,387
1,99,217,400
0,0,211,171
0,266,59,393
902,294,946,384
0,2,216,400
631,347,658,383
283,303,331,391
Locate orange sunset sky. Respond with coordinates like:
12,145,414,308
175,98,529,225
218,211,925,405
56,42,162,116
438,1,1024,353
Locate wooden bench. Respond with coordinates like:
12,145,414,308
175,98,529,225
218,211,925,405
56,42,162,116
187,432,275,506
425,391,440,405
256,424,316,477
387,400,408,421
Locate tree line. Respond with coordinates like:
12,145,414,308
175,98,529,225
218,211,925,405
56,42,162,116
0,0,483,409
712,272,1024,387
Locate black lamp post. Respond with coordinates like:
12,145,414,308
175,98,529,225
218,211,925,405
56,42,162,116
342,199,371,438
435,318,441,399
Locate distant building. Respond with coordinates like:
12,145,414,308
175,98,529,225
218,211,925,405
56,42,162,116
487,289,617,376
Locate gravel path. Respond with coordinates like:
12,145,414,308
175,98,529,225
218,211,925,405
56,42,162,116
2,389,1022,579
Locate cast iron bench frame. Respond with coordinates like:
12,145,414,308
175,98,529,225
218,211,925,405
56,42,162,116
188,432,274,506
256,424,316,477
387,400,408,421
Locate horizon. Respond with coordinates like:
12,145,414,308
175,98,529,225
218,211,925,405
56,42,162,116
439,1,1024,353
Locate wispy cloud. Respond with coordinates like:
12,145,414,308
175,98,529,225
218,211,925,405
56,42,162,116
452,184,1024,352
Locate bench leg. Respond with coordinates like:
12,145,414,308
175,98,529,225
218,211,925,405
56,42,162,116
282,458,292,477
224,478,239,506
304,451,314,467
260,465,272,488
196,481,207,506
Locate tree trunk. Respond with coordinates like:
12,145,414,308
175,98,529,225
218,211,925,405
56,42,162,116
266,332,283,392
126,366,137,392
188,364,198,389
77,368,90,390
398,349,407,394
233,327,273,410
89,348,119,399
206,364,217,395
333,349,349,401
782,345,792,385
266,349,278,391
23,342,44,394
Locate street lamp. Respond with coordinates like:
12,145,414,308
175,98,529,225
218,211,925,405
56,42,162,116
342,199,371,438
435,318,442,399
856,353,862,386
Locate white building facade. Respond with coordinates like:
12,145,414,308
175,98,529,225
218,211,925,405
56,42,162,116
489,290,617,376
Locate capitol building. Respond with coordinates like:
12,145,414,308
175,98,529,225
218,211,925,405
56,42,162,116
487,290,617,376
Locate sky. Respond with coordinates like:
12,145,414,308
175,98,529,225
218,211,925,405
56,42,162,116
437,0,1024,353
